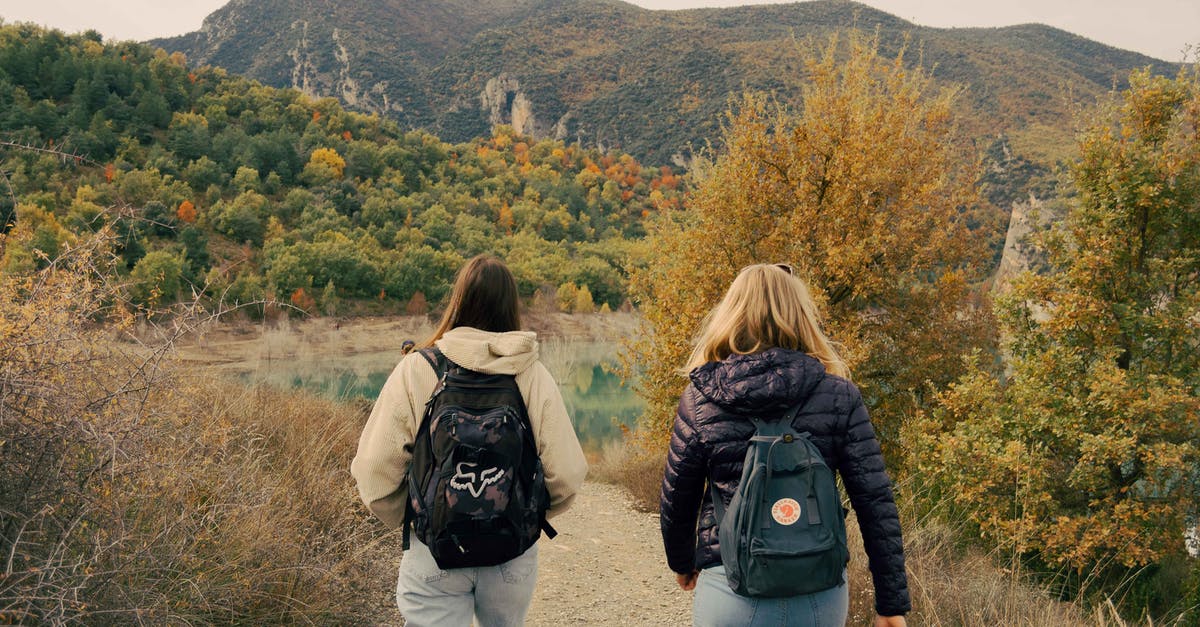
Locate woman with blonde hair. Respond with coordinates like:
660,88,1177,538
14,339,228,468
353,254,588,626
660,263,910,626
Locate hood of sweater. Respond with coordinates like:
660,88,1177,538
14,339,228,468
435,326,539,375
689,347,827,415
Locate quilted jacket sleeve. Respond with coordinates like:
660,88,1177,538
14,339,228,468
837,385,911,616
659,386,709,575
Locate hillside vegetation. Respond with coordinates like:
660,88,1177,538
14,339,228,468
0,24,684,313
154,0,1178,172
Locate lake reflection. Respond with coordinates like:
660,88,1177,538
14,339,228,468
241,340,643,452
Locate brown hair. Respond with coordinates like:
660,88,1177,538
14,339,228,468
423,254,521,346
684,264,849,378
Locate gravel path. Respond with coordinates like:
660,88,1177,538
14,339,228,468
368,481,692,626
525,482,691,626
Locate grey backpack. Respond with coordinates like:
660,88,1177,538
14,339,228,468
715,405,849,597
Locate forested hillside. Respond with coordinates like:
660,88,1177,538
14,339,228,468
0,24,684,313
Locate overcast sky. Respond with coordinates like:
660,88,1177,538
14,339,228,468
0,0,1194,62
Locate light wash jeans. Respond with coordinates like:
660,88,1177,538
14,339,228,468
396,539,538,627
693,565,849,627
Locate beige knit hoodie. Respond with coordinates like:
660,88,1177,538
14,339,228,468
351,327,588,528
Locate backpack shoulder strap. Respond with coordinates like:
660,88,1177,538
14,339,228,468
417,346,451,375
713,402,806,524
403,346,453,551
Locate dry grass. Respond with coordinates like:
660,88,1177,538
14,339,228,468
589,438,666,514
845,511,1088,625
0,234,393,624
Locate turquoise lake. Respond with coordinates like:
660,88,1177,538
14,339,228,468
241,340,644,452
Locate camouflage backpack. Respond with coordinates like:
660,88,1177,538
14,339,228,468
403,347,555,569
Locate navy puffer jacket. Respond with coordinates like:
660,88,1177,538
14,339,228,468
659,348,911,616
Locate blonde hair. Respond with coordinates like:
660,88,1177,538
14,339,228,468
684,264,849,378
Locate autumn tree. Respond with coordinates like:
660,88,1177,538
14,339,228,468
177,200,196,224
627,31,994,449
556,282,578,312
573,283,595,314
302,147,346,185
289,286,316,314
321,280,339,317
909,69,1200,592
405,290,428,316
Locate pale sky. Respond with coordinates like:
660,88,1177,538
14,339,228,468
0,0,1194,62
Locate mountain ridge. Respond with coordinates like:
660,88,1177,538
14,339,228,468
152,0,1179,167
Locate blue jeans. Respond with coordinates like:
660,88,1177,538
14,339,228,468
396,539,538,627
693,565,849,627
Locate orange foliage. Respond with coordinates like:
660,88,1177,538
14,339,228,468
289,287,316,314
176,200,196,224
103,163,114,183
498,203,514,234
342,130,352,141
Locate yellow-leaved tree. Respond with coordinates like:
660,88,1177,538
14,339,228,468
909,68,1200,612
627,31,994,454
302,147,346,185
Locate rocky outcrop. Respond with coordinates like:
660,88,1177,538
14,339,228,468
288,21,317,97
284,24,395,116
994,194,1059,290
478,74,577,141
330,29,393,114
481,74,536,136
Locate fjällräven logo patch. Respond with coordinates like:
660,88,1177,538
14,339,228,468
771,498,801,525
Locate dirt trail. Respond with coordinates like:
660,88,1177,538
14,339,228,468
525,482,690,626
368,482,692,626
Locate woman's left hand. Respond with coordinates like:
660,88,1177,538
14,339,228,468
676,571,699,590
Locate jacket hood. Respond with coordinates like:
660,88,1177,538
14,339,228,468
435,326,539,375
689,348,826,414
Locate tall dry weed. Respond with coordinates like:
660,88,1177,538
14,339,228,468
0,230,393,624
590,436,665,513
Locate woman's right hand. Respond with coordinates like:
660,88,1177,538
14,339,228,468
676,571,699,591
874,615,906,627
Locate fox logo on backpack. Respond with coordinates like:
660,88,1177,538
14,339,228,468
714,403,849,598
404,347,556,569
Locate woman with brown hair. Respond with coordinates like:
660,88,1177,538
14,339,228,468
660,263,910,626
352,254,587,626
